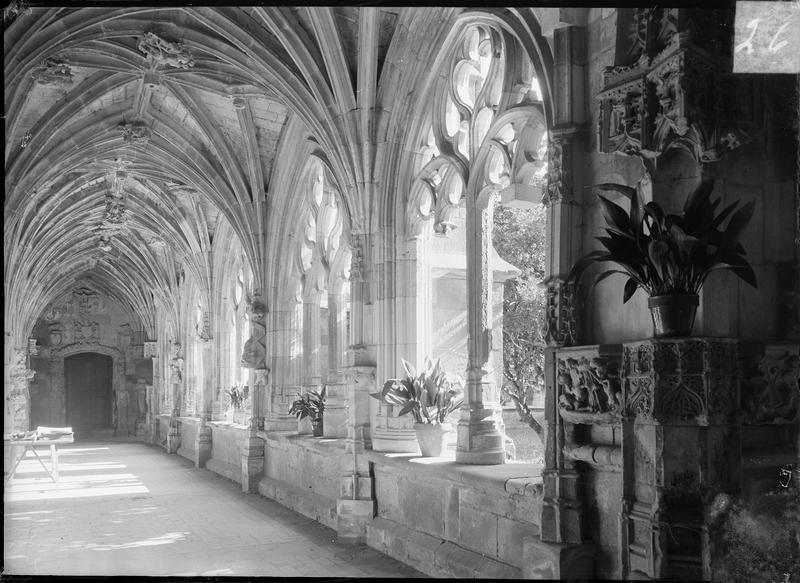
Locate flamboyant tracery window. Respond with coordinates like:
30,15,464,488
394,22,549,463
405,24,547,372
295,159,351,398
226,265,250,395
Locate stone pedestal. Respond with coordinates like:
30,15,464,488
523,538,594,579
336,434,375,543
621,337,739,581
323,381,348,438
241,431,265,493
166,415,181,454
195,423,212,468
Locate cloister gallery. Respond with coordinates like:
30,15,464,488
4,5,799,580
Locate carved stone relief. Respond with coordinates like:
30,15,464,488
741,346,800,424
598,9,750,164
623,338,737,424
137,32,195,69
556,348,622,423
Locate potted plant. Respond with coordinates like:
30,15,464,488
566,177,757,337
225,385,249,424
371,357,464,457
289,387,326,437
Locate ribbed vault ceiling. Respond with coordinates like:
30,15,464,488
4,6,402,340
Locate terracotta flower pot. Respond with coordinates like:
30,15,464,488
648,294,699,338
414,422,452,457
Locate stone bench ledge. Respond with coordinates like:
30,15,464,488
259,430,348,454
362,449,543,495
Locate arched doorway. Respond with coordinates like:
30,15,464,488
65,353,113,431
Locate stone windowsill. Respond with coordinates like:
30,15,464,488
260,430,543,496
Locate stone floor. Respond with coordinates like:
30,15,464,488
3,439,425,578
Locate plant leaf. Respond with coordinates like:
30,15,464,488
623,277,639,303
598,195,632,233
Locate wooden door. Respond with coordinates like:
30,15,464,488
65,353,113,431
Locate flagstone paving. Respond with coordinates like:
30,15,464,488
3,440,424,578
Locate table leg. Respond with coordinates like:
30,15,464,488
52,443,59,484
4,444,24,483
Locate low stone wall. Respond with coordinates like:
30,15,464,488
365,452,543,578
206,422,248,484
176,417,198,462
257,431,343,530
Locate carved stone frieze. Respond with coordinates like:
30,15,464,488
138,32,195,69
30,57,73,86
556,345,622,424
740,344,800,424
542,279,577,347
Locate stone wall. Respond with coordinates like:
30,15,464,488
258,432,342,530
206,423,249,484
366,453,543,578
27,288,153,433
176,417,198,462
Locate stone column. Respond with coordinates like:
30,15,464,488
524,24,595,579
371,236,420,453
265,299,302,431
240,295,267,493
324,288,348,438
6,347,34,433
455,189,505,465
166,342,183,454
195,327,213,469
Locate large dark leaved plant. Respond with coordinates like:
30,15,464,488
567,177,758,301
370,357,464,424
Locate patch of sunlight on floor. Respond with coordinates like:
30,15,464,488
4,472,149,502
57,447,111,454
76,531,189,551
201,569,235,576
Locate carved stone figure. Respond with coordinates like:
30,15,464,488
241,299,267,369
741,349,800,424
30,57,73,86
137,32,195,69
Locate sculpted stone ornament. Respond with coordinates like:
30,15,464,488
20,131,32,149
138,32,195,69
241,299,267,369
542,279,577,347
118,120,151,144
30,57,73,86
